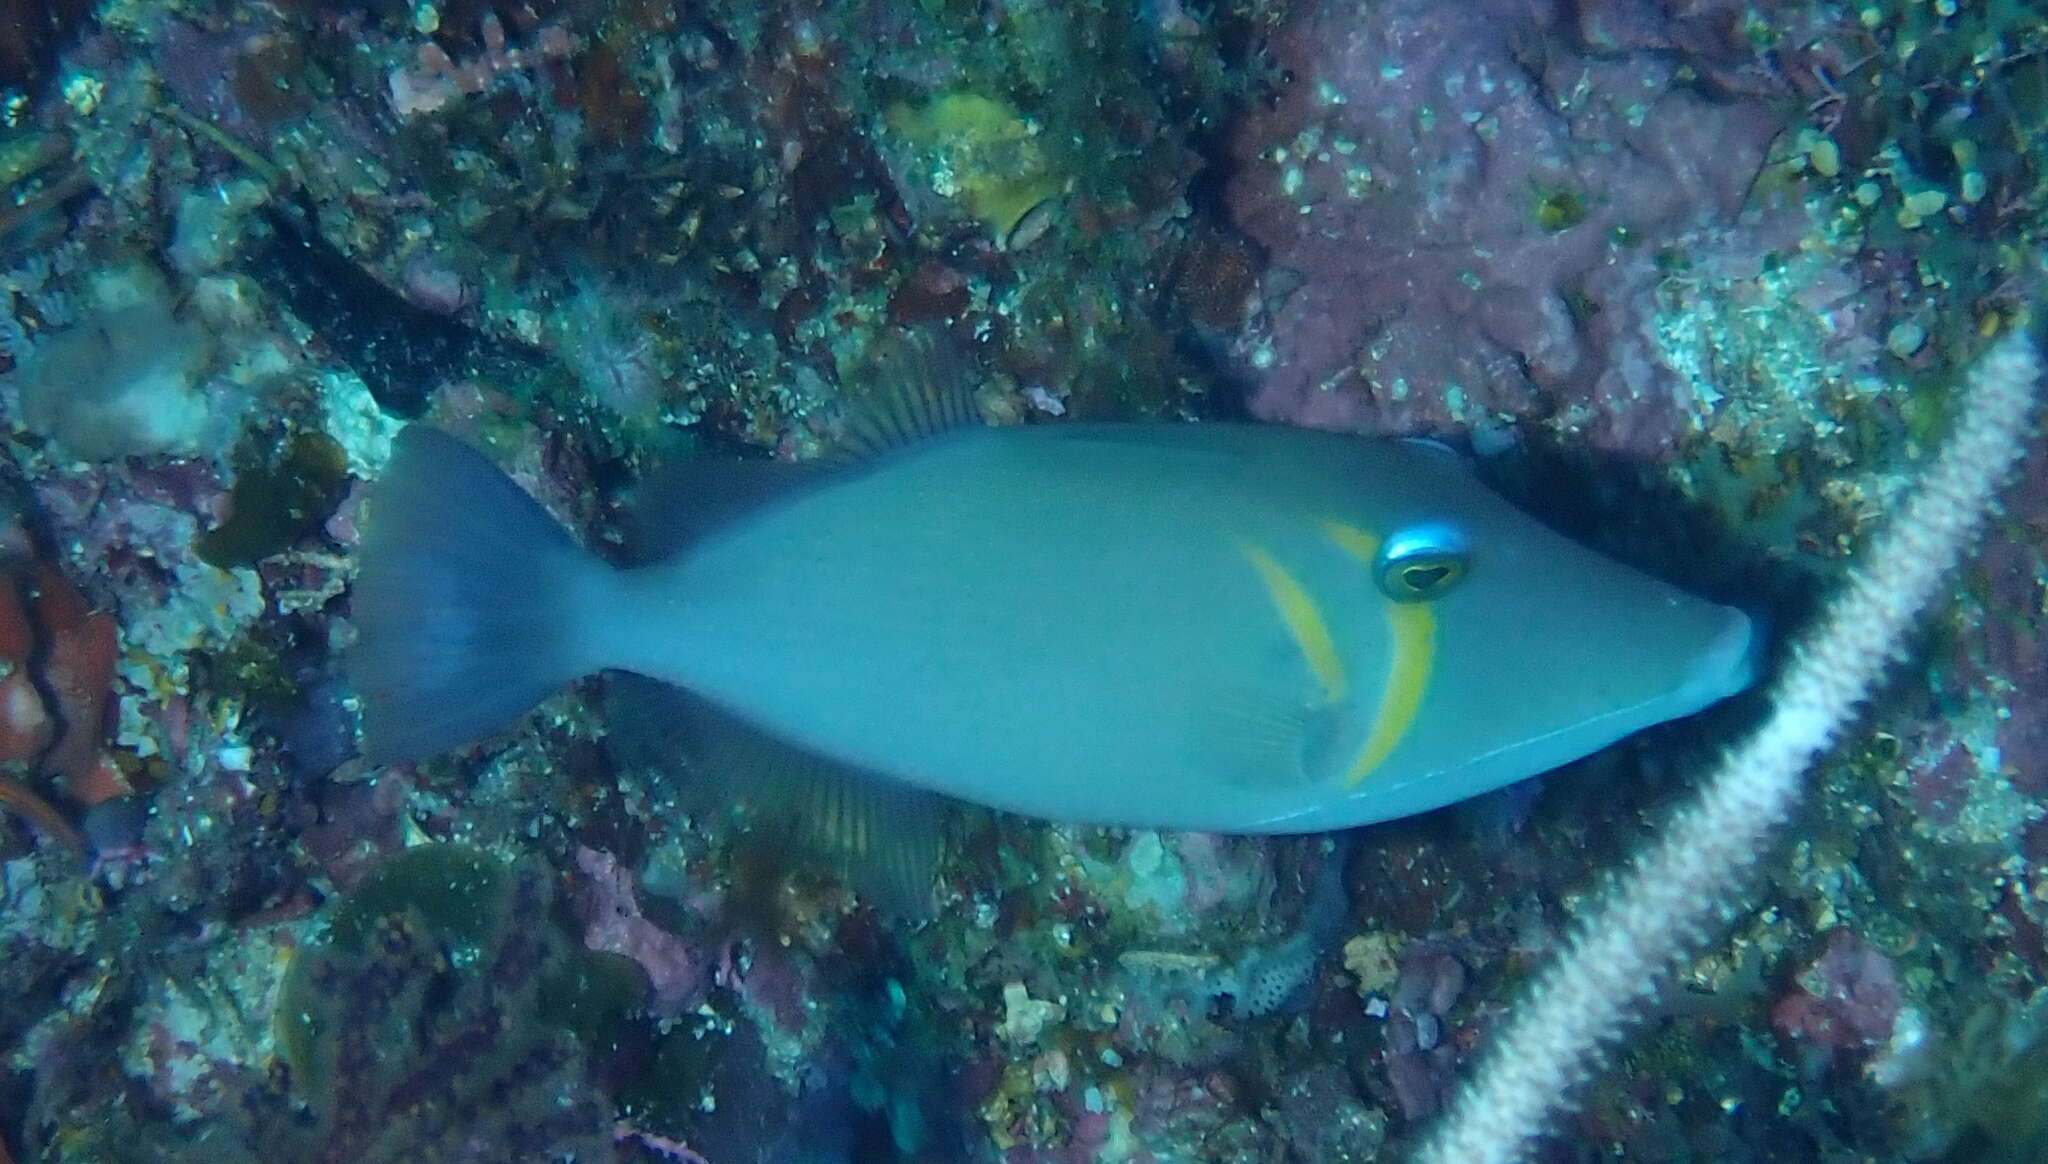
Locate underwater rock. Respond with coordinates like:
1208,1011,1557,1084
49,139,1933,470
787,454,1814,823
0,0,92,96
1772,928,1903,1059
9,263,220,462
247,206,498,419
1223,0,1809,454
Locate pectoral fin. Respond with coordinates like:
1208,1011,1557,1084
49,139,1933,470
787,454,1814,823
1190,684,1350,789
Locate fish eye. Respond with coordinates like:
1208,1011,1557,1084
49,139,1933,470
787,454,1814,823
1374,522,1471,602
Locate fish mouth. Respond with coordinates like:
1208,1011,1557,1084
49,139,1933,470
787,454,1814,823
1691,605,1761,703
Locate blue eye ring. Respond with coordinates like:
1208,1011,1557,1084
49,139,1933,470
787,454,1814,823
1375,522,1471,602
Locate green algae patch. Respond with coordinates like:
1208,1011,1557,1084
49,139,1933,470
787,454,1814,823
539,948,644,1052
885,91,1065,245
198,430,351,568
1533,184,1587,232
274,844,510,1090
274,844,647,1095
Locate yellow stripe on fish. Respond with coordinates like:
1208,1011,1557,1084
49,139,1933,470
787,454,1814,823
1320,521,1437,786
1318,519,1381,568
1345,601,1434,785
1238,542,1347,702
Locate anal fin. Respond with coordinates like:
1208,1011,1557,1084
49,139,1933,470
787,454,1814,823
776,759,946,920
603,675,947,918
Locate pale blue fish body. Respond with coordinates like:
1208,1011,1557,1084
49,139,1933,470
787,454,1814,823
354,422,1755,834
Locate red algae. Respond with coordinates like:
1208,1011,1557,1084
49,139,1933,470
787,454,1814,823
0,775,82,853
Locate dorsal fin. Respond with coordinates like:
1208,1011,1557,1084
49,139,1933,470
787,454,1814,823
623,456,820,565
831,329,984,461
1399,435,1470,468
625,330,983,564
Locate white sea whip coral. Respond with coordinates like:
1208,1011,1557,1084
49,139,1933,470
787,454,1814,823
1419,329,2044,1164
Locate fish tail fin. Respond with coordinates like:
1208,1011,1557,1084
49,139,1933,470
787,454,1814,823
350,426,610,763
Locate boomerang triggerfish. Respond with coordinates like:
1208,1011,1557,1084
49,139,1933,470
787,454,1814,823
350,380,1755,836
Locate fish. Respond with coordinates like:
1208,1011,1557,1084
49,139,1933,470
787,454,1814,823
349,374,1756,837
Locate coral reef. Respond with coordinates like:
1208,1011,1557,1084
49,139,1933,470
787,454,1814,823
0,0,2041,1161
